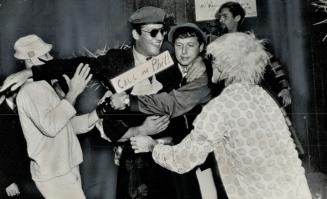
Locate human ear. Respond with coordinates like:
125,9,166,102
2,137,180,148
199,43,204,53
234,15,241,23
132,29,140,40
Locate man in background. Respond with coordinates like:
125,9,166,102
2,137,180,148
215,1,292,107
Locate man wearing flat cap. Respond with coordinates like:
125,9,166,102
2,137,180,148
108,23,216,199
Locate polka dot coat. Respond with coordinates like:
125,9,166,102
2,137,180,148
152,83,312,199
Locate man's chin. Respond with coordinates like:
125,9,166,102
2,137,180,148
178,61,192,66
149,49,161,56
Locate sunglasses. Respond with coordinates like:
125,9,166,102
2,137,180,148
141,28,167,37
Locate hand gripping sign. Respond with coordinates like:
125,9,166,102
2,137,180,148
110,51,174,93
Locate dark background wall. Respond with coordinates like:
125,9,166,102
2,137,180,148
0,0,325,198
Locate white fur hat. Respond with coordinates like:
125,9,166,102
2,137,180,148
14,34,52,60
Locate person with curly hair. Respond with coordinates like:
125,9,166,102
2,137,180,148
130,32,312,199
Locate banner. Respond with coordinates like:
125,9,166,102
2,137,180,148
110,51,174,93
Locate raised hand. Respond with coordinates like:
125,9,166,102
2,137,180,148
98,90,113,105
6,183,20,197
95,91,114,118
0,69,33,93
278,88,291,107
131,135,157,153
137,115,170,136
64,63,93,105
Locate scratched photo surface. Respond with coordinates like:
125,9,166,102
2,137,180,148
0,0,326,198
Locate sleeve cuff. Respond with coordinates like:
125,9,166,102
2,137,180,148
60,99,77,117
31,65,43,81
129,95,139,111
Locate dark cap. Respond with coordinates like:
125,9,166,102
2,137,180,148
128,6,166,24
168,23,207,45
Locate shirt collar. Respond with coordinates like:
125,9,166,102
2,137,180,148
133,47,148,66
178,64,188,78
5,98,15,110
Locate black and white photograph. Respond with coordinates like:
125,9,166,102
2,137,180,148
0,0,326,198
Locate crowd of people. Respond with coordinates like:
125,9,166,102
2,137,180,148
0,1,312,199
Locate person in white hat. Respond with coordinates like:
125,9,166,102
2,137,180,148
14,34,54,68
13,35,100,199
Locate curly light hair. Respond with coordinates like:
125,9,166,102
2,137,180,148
206,32,269,85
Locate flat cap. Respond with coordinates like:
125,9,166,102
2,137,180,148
168,23,207,45
128,6,166,24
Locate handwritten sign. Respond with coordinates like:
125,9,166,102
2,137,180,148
195,0,257,21
110,51,174,93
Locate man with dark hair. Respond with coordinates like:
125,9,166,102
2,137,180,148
216,1,245,33
107,23,217,199
108,23,211,119
215,1,292,107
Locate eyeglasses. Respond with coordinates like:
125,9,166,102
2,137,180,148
141,28,167,37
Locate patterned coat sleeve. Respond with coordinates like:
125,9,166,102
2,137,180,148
152,102,218,174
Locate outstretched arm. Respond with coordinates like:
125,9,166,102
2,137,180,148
130,103,218,174
109,73,211,118
101,115,170,143
266,53,291,107
132,74,211,118
0,51,113,93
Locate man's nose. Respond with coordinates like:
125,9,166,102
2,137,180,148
182,46,187,54
155,31,164,41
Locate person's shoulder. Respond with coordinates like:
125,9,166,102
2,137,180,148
105,47,133,57
18,80,50,98
21,80,46,90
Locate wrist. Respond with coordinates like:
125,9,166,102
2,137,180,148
90,110,100,123
26,69,33,77
123,95,130,107
150,139,157,152
136,125,150,136
65,91,78,105
133,126,142,136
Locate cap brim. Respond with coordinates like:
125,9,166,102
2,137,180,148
168,23,207,45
